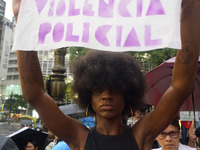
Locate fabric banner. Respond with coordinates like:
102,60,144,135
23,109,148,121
12,0,182,52
180,111,199,121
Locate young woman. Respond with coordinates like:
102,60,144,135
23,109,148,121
25,139,38,150
12,0,200,150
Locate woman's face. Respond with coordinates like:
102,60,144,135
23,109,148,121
157,125,180,150
25,142,37,150
91,89,125,120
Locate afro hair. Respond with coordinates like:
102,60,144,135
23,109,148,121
70,50,146,115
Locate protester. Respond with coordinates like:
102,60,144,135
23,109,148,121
152,118,196,150
0,135,19,150
12,0,200,149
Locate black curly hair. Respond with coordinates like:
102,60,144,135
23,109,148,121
70,50,146,116
171,117,180,131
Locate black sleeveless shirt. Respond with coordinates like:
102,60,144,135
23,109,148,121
84,126,139,150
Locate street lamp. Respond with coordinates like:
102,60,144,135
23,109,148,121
47,47,68,106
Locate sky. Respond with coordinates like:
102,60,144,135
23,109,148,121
5,0,13,21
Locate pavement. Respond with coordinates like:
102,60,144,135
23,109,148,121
0,122,21,136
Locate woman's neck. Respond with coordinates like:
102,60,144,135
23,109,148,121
95,116,125,135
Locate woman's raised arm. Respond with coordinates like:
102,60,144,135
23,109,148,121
13,1,89,149
134,0,200,149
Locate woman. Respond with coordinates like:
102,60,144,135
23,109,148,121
25,140,38,150
12,0,200,150
152,118,196,150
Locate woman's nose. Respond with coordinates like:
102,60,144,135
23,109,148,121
101,90,113,100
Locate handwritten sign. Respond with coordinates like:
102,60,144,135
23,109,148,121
12,0,182,51
180,111,200,121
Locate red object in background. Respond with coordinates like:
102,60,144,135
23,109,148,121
144,56,200,111
181,121,192,129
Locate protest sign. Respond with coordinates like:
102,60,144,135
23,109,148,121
12,0,182,51
180,111,200,121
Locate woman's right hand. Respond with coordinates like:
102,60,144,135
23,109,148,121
12,0,22,22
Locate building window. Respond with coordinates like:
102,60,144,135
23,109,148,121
8,68,13,72
13,75,19,80
7,76,12,80
9,60,17,65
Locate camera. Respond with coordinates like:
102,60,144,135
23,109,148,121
195,127,200,137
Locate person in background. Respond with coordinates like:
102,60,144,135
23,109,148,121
52,139,70,150
45,131,58,150
188,120,198,148
12,0,200,149
127,110,142,127
181,120,192,145
152,118,196,150
25,139,38,150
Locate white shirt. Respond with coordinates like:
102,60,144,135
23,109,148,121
152,143,197,150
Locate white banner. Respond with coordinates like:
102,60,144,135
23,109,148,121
12,0,182,52
180,111,199,121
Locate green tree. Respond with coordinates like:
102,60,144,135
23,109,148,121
147,48,177,68
65,82,72,103
4,94,27,114
128,48,177,71
69,47,88,62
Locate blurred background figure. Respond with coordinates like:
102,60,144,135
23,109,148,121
45,132,58,150
25,139,38,150
52,138,70,150
127,109,142,127
181,120,192,145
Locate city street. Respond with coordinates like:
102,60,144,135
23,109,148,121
0,122,21,136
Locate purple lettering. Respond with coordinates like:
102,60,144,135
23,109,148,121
38,23,52,44
95,25,112,46
68,0,80,16
82,23,90,43
118,0,131,17
35,0,48,14
116,26,122,47
65,23,79,42
145,25,162,46
146,0,165,16
98,0,114,18
56,0,66,16
48,0,55,17
123,27,140,47
83,0,94,16
53,23,64,42
137,0,143,17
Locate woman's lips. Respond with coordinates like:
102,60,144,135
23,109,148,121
101,104,114,110
165,144,174,147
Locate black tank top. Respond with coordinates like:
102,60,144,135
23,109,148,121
84,126,139,150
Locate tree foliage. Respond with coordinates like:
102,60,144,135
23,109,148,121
128,48,177,70
4,94,27,113
65,82,72,103
146,48,177,67
69,47,88,62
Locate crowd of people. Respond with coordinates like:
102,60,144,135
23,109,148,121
4,0,200,149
